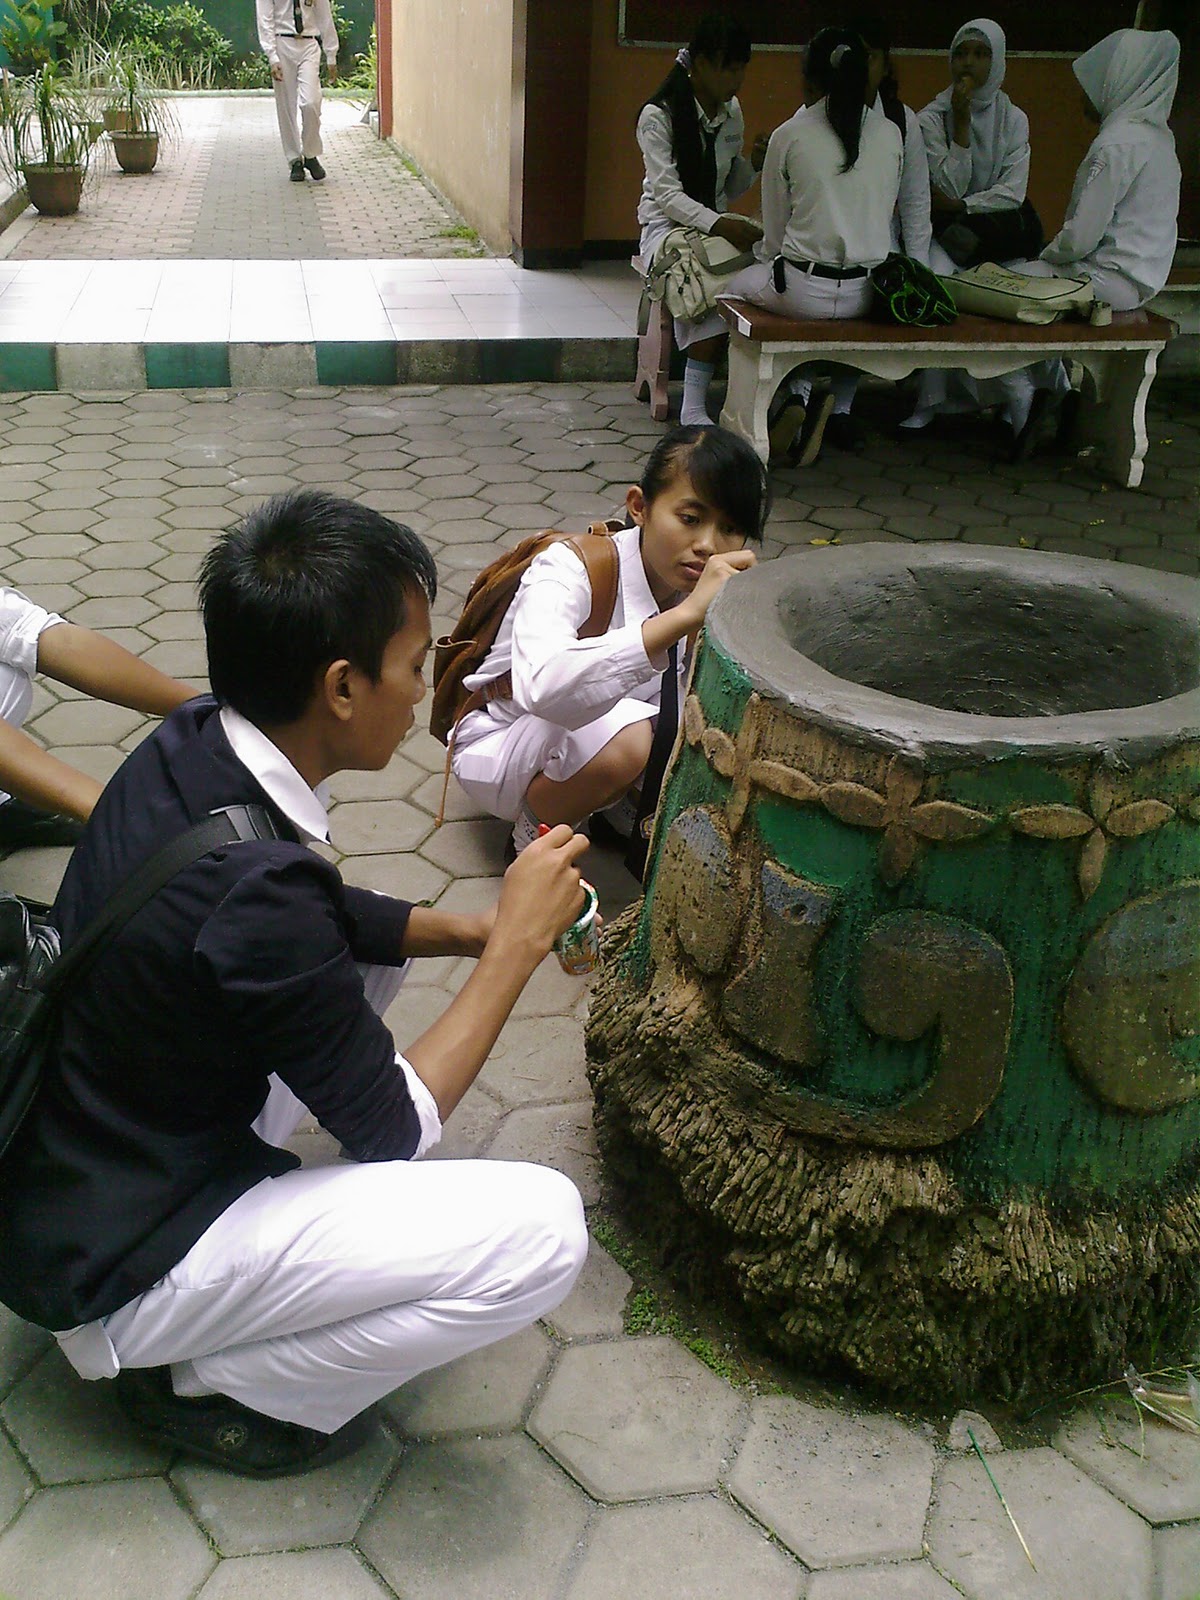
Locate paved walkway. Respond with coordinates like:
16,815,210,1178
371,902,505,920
0,375,1197,1600
1,96,485,261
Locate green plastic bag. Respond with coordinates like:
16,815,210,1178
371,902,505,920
870,253,956,328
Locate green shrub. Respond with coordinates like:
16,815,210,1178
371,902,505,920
1,0,68,76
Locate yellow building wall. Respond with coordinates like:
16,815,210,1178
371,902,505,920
584,0,1097,246
388,0,514,252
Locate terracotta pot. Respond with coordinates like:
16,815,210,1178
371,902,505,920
102,107,129,132
22,164,85,216
110,131,159,174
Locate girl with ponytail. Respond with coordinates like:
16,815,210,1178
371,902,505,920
636,13,767,427
723,27,903,465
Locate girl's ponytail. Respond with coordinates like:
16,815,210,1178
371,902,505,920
805,27,870,171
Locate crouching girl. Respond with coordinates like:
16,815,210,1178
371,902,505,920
449,425,767,877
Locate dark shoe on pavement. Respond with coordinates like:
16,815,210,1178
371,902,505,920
304,157,326,181
0,797,84,855
1054,388,1083,452
113,1367,370,1479
823,412,866,453
767,393,807,464
1009,388,1057,465
792,390,835,467
289,159,306,181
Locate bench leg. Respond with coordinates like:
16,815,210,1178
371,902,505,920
1076,348,1160,490
634,294,672,422
719,335,775,464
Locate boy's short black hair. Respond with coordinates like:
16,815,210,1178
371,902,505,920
640,424,771,543
199,489,438,726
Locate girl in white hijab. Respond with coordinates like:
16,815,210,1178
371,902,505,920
996,29,1181,461
1030,29,1181,312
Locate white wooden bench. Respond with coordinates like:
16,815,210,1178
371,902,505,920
1149,264,1200,339
716,299,1176,489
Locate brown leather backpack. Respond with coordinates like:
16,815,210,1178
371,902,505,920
430,520,622,746
430,521,622,822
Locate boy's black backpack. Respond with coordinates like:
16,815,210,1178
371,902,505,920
0,803,277,1159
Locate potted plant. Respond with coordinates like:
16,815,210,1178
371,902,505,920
0,62,91,216
105,51,173,173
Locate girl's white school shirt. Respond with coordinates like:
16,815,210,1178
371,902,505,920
637,98,757,264
868,100,933,267
1040,128,1179,311
918,90,1029,213
461,526,679,735
760,103,902,271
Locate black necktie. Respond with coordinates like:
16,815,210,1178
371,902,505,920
626,642,679,882
292,0,304,34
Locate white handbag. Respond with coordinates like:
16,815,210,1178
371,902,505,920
948,261,1112,327
645,226,758,321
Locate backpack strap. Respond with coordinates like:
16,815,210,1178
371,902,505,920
44,803,279,1003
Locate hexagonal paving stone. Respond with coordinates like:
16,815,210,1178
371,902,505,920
528,1336,743,1502
507,952,592,1019
384,1323,555,1437
418,816,509,876
728,1396,934,1567
426,1080,506,1159
359,1432,590,1600
194,1547,394,1600
1156,1521,1200,1600
172,1419,398,1557
0,1349,170,1483
328,799,434,855
805,1561,964,1599
325,753,423,803
927,1447,1154,1600
1054,1397,1200,1523
0,1432,33,1535
0,1478,215,1600
481,1014,590,1107
486,1101,601,1206
0,1308,51,1399
543,1239,632,1342
566,1494,803,1600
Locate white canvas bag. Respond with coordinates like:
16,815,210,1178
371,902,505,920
949,261,1112,326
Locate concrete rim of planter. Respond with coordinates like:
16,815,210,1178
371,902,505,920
709,543,1200,764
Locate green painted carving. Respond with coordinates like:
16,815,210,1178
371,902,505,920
1063,881,1200,1112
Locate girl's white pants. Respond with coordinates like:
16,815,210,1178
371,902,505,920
55,966,588,1434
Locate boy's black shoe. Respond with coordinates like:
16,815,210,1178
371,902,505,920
0,797,84,855
304,157,326,181
289,159,306,181
113,1366,370,1479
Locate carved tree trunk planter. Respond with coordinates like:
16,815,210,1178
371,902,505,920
586,545,1200,1402
21,164,84,216
110,131,159,174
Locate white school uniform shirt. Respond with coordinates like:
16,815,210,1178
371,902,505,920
1040,28,1181,309
868,99,933,267
0,587,65,807
256,0,338,66
218,705,442,1157
760,102,902,272
919,18,1029,214
463,526,677,731
637,97,757,263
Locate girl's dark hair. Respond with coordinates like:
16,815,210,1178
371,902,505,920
805,26,870,170
851,13,903,122
641,13,753,209
200,489,438,726
640,424,770,544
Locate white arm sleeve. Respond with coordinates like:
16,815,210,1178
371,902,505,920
638,105,722,237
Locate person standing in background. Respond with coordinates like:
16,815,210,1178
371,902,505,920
256,0,339,182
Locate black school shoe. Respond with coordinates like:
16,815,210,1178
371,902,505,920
823,412,866,453
113,1366,370,1479
290,159,306,181
0,797,84,854
304,157,326,181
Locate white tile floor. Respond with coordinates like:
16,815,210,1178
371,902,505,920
0,256,641,343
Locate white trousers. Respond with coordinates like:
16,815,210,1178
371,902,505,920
272,35,323,165
724,259,875,410
56,966,588,1434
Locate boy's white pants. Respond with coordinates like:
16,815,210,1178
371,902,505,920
55,965,588,1434
272,35,324,165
